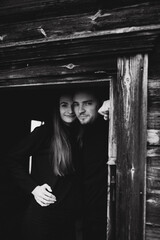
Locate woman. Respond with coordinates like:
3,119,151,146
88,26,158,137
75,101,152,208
6,92,81,240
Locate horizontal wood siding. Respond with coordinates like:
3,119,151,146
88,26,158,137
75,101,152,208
0,1,158,23
0,3,160,45
146,41,160,239
0,2,160,88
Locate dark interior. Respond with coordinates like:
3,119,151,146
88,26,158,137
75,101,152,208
0,82,109,240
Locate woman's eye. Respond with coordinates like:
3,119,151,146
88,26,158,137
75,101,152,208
61,103,68,108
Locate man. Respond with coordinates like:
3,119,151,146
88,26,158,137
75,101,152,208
73,89,109,240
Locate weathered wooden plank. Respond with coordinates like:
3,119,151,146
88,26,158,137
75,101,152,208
146,192,160,225
140,54,148,240
0,4,159,71
147,46,160,132
0,1,159,27
148,79,160,131
0,13,94,44
147,146,160,157
146,224,160,240
0,55,115,88
115,54,148,240
147,130,160,146
148,73,160,234
0,0,102,23
148,79,160,103
147,167,160,191
108,77,117,164
147,156,160,168
0,31,157,68
0,75,111,88
94,3,160,31
147,155,160,226
148,108,160,130
0,56,116,79
0,2,160,45
106,77,117,239
0,0,154,10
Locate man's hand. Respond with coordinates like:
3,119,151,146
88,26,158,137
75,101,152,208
32,183,56,207
98,100,110,120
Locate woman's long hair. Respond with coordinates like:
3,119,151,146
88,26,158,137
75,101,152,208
50,98,74,176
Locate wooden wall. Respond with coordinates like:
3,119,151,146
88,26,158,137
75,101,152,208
1,1,160,240
146,41,160,239
0,0,157,24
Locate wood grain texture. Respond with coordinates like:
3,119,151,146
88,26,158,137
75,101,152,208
146,224,160,240
0,1,159,25
0,3,159,89
0,56,116,78
0,0,102,23
0,56,115,88
0,3,160,45
0,2,159,70
147,130,160,146
146,156,160,228
148,79,160,103
0,31,156,66
148,109,160,130
146,192,160,225
147,146,160,157
0,2,160,239
148,77,160,129
115,54,148,240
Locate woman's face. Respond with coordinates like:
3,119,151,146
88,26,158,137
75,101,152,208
59,95,76,124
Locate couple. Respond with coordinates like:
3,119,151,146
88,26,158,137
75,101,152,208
6,88,109,240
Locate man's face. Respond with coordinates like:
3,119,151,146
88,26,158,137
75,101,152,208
73,91,99,125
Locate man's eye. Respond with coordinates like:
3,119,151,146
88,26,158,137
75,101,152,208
85,101,92,106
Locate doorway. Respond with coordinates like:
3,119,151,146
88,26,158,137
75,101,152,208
0,80,111,240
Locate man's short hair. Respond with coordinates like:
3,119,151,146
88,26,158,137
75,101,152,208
73,87,105,105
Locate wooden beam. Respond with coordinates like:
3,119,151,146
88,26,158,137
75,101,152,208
0,3,160,68
0,29,157,67
115,54,148,240
1,6,160,46
0,1,159,26
0,0,102,24
0,56,115,88
0,3,159,89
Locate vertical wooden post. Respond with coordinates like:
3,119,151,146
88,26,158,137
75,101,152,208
115,54,148,240
107,77,117,240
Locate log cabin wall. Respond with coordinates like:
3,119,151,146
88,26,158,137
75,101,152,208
146,40,160,239
1,1,160,240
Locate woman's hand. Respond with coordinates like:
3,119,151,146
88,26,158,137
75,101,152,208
32,184,56,207
98,100,110,120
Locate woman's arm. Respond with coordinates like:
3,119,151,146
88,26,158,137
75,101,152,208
5,125,47,194
5,125,57,206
